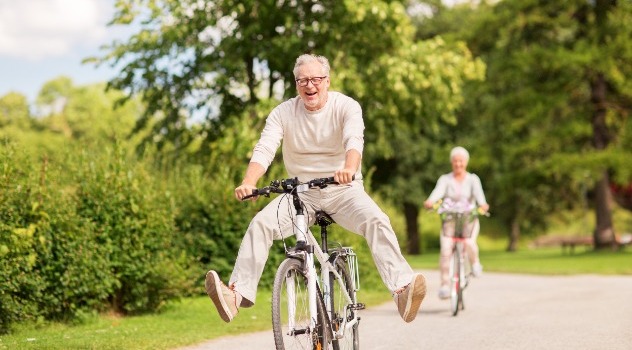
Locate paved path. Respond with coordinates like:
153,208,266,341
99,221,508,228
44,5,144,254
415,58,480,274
177,270,632,350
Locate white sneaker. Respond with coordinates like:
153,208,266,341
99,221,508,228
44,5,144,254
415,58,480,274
205,270,241,322
393,273,427,323
472,262,483,277
438,285,450,300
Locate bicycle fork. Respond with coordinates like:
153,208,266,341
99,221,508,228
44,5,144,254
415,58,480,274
288,193,330,338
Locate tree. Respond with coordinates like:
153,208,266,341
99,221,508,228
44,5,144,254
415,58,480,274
91,1,486,254
357,37,485,254
91,0,419,157
36,77,140,143
0,92,32,130
460,0,632,249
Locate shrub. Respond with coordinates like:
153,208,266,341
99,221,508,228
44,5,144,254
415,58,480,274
72,144,190,314
0,144,45,334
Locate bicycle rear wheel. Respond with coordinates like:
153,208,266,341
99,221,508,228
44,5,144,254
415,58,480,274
272,258,330,350
330,258,359,350
449,246,462,316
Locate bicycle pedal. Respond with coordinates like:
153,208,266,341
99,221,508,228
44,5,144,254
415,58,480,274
349,303,365,310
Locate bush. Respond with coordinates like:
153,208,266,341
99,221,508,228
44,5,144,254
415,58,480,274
0,140,195,333
0,144,46,334
168,164,282,290
71,144,190,314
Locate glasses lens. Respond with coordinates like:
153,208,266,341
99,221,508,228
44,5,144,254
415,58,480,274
296,77,325,87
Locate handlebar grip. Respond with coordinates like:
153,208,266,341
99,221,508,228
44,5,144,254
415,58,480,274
241,188,261,201
325,175,355,184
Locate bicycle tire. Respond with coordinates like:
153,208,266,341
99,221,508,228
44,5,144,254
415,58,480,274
330,257,359,350
449,246,462,316
272,258,330,350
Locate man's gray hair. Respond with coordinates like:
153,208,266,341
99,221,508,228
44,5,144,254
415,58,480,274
450,146,470,162
293,54,330,77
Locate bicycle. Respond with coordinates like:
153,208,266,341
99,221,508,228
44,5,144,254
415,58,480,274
243,176,364,350
433,199,487,316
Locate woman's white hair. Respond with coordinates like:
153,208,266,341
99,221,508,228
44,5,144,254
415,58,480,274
450,146,470,162
293,54,330,77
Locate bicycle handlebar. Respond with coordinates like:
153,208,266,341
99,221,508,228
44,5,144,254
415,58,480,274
428,201,490,217
241,176,347,201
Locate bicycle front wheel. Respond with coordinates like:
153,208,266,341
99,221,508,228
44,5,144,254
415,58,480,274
272,258,330,350
330,258,359,350
449,246,462,316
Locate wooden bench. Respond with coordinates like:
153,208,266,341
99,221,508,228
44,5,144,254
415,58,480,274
531,233,632,254
530,235,593,254
560,236,593,254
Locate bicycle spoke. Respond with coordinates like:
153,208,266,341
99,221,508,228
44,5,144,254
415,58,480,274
330,258,359,350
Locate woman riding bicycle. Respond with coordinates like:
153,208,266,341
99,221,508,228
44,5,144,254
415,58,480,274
205,53,426,324
423,146,489,300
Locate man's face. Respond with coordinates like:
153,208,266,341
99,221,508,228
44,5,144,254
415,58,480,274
295,61,330,111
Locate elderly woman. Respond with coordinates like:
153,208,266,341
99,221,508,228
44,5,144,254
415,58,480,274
423,146,489,300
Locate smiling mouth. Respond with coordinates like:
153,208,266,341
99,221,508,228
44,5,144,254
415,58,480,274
305,91,317,97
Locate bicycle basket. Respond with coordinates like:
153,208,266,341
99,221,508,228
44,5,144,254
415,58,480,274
441,213,476,238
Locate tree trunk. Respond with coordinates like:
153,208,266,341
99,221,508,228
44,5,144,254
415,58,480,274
593,172,616,249
403,202,421,255
590,72,616,249
506,217,520,252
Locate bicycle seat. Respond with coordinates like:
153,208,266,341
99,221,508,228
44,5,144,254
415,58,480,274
315,211,335,227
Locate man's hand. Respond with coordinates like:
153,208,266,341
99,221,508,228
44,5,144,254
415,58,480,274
235,183,257,201
334,168,355,184
235,162,266,201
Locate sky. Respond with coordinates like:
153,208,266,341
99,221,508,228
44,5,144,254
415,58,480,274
0,0,133,103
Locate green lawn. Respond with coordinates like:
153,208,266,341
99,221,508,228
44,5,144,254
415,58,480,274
2,247,631,350
0,288,390,350
406,247,632,275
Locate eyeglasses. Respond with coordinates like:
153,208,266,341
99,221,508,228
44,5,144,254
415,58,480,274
295,76,327,87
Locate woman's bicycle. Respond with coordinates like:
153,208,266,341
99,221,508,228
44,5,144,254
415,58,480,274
434,199,487,316
243,177,364,350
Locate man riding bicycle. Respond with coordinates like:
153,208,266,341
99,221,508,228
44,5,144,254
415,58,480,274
205,53,426,324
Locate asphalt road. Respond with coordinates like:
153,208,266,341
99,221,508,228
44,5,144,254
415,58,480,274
177,270,632,350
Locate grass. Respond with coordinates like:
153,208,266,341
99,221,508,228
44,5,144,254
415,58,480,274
0,288,391,350
4,248,631,350
406,247,632,275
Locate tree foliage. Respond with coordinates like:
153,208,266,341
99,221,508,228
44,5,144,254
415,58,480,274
91,0,422,156
418,0,632,249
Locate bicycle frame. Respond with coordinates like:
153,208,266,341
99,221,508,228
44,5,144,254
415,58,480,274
442,211,474,316
287,183,360,341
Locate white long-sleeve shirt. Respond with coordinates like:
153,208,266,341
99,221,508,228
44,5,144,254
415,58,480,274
426,172,488,206
250,91,365,181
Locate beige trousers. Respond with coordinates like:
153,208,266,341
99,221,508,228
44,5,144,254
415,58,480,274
439,219,480,286
229,181,415,304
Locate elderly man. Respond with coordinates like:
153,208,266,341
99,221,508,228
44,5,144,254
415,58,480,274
205,54,426,323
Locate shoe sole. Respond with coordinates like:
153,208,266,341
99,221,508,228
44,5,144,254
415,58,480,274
403,274,427,322
205,270,233,323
